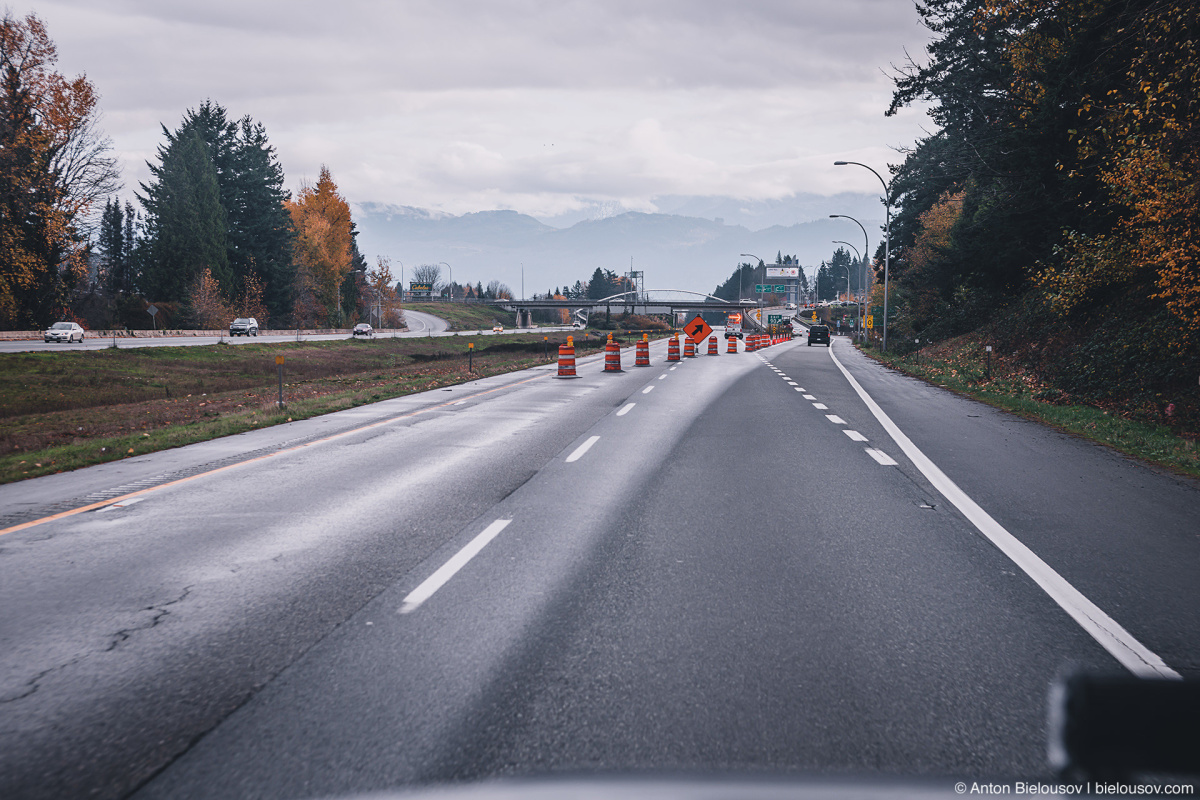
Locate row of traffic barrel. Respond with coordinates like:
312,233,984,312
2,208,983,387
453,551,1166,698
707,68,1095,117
557,332,784,378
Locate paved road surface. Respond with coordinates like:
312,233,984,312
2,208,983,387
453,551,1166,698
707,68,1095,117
1,337,1196,799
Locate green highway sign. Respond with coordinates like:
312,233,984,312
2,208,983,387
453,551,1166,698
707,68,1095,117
768,314,783,324
775,285,786,292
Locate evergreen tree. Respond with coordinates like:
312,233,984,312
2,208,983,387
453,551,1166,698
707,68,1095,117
587,267,611,300
139,127,230,302
98,198,130,294
138,101,292,315
227,116,292,320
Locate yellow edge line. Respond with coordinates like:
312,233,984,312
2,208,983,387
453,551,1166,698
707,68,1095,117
0,372,549,537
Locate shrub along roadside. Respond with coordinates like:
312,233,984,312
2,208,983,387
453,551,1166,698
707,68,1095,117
859,334,1200,480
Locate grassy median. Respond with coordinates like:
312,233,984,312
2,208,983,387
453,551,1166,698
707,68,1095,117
0,332,607,485
860,335,1200,479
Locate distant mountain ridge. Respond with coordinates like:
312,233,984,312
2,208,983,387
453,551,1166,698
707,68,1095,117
352,197,884,296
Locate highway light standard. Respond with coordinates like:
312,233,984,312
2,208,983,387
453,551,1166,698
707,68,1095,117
830,214,870,342
438,261,452,302
834,161,892,350
738,253,761,303
740,253,764,326
832,240,858,333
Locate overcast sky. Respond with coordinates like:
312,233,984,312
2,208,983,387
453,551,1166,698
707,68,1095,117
29,0,933,220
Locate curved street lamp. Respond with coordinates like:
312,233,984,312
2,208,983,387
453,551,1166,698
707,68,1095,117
438,261,452,302
830,214,870,341
832,240,858,307
738,253,762,303
834,161,891,350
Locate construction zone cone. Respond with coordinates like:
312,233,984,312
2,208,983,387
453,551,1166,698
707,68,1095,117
727,336,738,354
683,337,696,358
557,336,578,378
746,334,757,352
707,335,719,355
603,333,623,372
635,334,650,366
667,334,681,362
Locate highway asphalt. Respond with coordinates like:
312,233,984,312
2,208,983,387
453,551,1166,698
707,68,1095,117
1,334,1196,799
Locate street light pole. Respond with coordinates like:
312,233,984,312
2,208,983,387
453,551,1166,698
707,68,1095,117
739,253,763,326
438,261,452,302
834,162,891,350
739,253,761,302
830,214,870,342
832,239,858,311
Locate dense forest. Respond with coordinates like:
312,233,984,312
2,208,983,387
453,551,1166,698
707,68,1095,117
879,0,1197,420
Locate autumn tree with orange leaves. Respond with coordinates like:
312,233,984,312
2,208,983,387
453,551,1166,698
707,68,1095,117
286,166,353,327
0,12,119,328
887,0,1198,418
1006,0,1200,337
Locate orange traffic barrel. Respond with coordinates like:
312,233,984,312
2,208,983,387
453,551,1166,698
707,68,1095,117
707,335,719,355
635,334,650,366
604,333,622,372
557,337,578,378
683,337,696,358
727,336,738,354
746,335,756,352
667,334,681,362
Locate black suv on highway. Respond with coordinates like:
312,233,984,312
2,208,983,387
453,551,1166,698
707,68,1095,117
807,324,830,346
229,317,259,336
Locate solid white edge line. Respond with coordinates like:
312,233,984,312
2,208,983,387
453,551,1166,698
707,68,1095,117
827,346,1179,679
617,403,635,416
399,519,512,613
565,435,601,463
865,447,898,466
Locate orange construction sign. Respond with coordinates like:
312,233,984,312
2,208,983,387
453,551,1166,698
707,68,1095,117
683,315,713,345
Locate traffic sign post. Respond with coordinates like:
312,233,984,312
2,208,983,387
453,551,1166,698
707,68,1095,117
683,315,713,345
276,355,285,408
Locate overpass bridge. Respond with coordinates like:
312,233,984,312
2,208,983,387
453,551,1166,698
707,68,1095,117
487,290,769,330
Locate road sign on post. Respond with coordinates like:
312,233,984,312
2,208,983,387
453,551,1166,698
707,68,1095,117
866,315,874,329
767,314,783,324
275,355,285,408
683,315,713,345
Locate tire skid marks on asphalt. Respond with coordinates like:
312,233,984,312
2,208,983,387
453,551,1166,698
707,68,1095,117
759,353,899,468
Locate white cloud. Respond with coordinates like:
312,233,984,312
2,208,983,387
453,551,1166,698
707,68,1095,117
27,0,933,215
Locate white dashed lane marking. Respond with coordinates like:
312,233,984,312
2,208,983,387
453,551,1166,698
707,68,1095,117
865,448,898,466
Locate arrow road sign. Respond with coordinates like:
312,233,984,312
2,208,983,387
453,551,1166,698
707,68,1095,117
684,315,713,345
